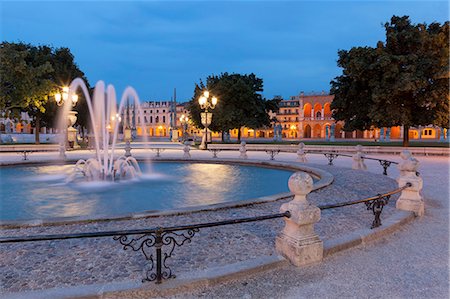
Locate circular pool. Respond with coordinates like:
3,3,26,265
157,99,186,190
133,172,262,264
0,162,298,221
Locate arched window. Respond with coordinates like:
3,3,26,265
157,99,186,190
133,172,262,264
163,116,166,123
156,116,159,123
316,111,322,118
150,116,153,123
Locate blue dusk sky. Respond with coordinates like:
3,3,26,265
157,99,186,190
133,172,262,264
1,1,448,102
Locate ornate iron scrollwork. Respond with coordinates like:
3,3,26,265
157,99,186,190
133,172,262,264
266,150,280,160
324,153,338,165
364,194,391,229
113,227,199,283
378,160,392,175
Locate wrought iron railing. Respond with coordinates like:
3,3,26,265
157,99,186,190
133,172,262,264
318,182,411,229
305,151,398,175
0,212,290,284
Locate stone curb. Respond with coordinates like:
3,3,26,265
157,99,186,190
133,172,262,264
323,210,415,256
1,210,415,299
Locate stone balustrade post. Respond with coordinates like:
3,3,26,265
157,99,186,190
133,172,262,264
183,142,191,159
276,172,323,266
296,142,307,163
396,150,424,216
239,141,247,159
352,145,367,170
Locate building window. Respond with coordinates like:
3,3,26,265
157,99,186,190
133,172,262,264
150,110,153,113
316,111,322,118
150,116,153,123
163,116,166,123
157,110,159,113
423,129,433,136
156,116,159,123
163,110,165,113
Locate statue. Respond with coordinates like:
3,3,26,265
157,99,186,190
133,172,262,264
273,123,283,142
352,145,367,170
296,142,307,162
239,141,247,159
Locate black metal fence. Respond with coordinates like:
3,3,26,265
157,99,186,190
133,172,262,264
318,182,411,229
0,212,290,284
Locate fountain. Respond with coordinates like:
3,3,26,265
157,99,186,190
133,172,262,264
60,78,146,182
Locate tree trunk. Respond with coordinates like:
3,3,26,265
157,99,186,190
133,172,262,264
221,130,224,142
237,127,241,143
402,125,409,147
35,114,40,144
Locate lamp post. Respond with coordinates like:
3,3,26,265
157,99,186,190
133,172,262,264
198,91,218,150
54,86,78,157
179,114,189,142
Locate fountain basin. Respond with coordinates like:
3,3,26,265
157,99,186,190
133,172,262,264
0,160,332,227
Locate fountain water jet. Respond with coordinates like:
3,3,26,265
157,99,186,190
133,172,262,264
60,78,147,181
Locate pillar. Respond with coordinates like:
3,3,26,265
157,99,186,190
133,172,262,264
396,150,424,216
276,172,323,266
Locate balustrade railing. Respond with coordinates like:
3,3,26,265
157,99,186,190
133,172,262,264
318,183,411,229
0,212,290,284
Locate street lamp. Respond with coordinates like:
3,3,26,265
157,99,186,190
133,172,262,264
179,114,189,142
198,90,218,150
55,86,78,107
54,86,79,156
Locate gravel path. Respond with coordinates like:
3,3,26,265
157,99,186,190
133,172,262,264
0,157,400,295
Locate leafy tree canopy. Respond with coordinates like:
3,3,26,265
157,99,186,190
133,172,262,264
0,42,90,128
330,16,449,146
187,73,278,141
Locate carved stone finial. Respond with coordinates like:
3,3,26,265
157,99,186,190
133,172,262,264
288,172,313,201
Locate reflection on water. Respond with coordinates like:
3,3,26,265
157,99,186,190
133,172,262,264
0,162,294,221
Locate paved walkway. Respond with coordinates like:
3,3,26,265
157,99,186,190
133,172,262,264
167,154,450,299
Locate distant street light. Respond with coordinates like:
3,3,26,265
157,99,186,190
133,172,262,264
198,91,217,150
179,114,189,142
54,86,79,155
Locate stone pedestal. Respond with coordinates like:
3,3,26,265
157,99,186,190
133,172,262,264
396,150,424,216
352,145,367,170
397,175,424,216
296,142,307,163
276,172,323,266
239,141,247,159
183,143,191,159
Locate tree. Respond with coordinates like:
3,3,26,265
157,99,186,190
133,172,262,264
0,42,89,143
331,16,449,146
187,73,277,142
